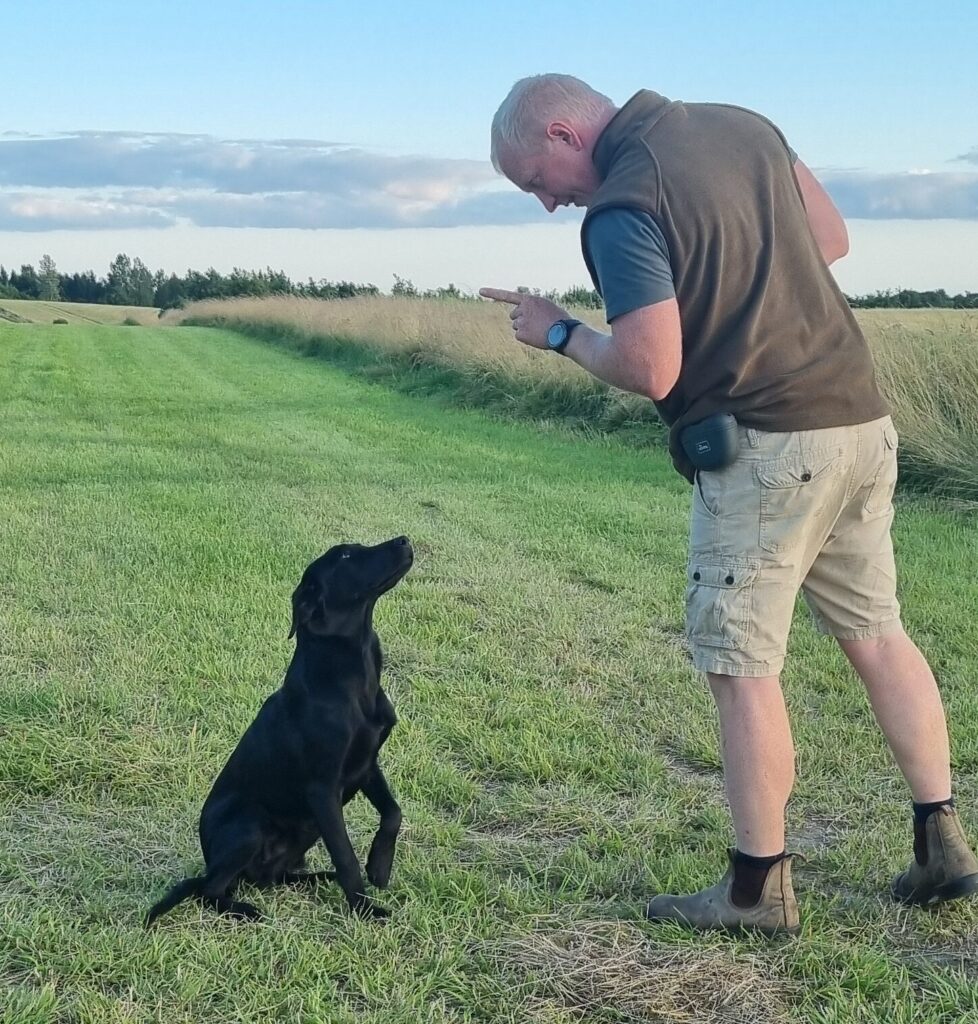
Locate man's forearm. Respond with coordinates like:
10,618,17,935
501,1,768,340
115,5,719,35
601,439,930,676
562,324,656,399
477,286,679,400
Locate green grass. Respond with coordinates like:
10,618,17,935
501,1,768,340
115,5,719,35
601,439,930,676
177,296,978,503
2,322,977,1023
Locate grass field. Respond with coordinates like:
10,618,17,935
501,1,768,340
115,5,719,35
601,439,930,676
175,296,978,503
0,299,160,326
2,322,977,1023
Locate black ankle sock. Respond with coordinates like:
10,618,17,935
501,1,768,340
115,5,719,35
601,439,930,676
731,849,786,909
913,797,954,865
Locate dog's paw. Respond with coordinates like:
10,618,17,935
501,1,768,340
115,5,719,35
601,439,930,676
366,861,393,889
366,846,394,889
226,901,263,922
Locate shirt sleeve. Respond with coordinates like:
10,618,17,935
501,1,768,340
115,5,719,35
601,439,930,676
583,207,675,322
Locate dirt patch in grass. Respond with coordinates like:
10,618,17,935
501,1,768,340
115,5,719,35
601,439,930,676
660,747,724,793
483,918,796,1023
787,813,850,855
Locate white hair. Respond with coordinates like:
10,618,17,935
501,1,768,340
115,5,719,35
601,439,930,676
490,74,615,172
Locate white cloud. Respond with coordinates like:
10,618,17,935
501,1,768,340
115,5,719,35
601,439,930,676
0,131,579,230
1,131,977,232
820,169,978,219
0,189,173,230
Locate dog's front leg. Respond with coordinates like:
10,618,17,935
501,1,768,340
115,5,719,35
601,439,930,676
362,767,402,889
307,783,388,919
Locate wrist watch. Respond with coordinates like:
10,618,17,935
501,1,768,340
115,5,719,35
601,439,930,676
546,318,583,354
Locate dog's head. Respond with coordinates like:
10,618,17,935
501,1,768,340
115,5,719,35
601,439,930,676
288,535,413,638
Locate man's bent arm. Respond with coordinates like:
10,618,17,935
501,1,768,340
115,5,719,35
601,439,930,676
564,297,682,401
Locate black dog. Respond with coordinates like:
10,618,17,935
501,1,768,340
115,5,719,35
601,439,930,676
146,536,413,925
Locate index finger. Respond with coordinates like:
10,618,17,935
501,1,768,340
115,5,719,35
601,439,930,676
479,287,523,305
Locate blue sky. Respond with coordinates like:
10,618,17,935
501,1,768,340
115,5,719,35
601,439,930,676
2,0,976,294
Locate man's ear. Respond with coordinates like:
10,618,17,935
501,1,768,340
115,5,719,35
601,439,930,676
289,579,322,638
546,120,582,149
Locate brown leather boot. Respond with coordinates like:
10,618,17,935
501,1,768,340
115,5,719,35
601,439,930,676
892,806,978,906
645,849,800,936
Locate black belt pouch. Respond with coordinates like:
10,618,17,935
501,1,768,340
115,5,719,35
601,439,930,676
680,413,740,471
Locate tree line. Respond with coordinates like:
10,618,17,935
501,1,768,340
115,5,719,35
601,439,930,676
0,254,380,309
2,254,977,311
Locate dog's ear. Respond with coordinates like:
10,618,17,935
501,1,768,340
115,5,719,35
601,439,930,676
289,579,321,638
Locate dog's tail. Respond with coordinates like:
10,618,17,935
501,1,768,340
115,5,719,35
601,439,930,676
145,876,204,928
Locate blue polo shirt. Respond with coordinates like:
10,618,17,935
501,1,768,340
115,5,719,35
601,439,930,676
583,209,676,321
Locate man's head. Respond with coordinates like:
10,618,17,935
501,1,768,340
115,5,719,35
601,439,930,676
490,74,617,212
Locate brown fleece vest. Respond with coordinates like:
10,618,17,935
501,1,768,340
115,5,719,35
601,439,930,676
581,90,889,482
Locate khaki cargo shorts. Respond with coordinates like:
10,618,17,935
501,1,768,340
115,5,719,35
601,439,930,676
686,415,902,677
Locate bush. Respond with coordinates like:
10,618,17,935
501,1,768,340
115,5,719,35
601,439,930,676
53,318,69,325
121,317,141,326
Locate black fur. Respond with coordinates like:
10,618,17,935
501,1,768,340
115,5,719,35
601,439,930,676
146,536,412,926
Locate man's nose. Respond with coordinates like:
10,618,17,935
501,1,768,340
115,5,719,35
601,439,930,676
538,193,558,213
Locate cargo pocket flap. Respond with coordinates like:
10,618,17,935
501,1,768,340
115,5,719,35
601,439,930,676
688,559,759,589
755,452,841,489
686,558,760,651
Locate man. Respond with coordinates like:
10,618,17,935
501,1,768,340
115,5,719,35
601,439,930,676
480,74,978,936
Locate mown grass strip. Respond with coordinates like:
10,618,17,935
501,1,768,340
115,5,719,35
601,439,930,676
179,297,978,504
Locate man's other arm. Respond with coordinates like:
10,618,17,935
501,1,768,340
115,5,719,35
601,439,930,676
793,159,849,265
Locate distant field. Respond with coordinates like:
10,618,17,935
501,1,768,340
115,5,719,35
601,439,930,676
177,296,978,503
0,298,160,326
1,322,977,1023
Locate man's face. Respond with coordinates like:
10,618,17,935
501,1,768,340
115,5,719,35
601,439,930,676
500,124,601,213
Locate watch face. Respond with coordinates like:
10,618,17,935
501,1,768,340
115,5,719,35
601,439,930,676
547,322,566,348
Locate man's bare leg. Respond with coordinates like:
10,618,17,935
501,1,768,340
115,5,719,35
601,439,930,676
838,629,950,801
645,672,800,933
707,672,795,856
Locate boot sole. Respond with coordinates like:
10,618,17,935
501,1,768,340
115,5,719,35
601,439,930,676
646,911,800,938
892,871,978,907
729,921,801,938
655,921,801,938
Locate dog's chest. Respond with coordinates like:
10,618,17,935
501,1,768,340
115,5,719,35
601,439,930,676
338,705,387,792
344,724,378,771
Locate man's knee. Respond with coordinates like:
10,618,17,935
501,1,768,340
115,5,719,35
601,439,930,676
838,626,908,662
706,672,783,705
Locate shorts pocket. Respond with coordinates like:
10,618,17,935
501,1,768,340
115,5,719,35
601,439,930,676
756,448,843,553
694,470,720,518
864,423,899,517
686,558,759,650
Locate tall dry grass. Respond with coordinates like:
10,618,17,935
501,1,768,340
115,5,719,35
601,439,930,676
173,294,604,376
173,295,665,439
861,309,978,501
172,296,978,501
